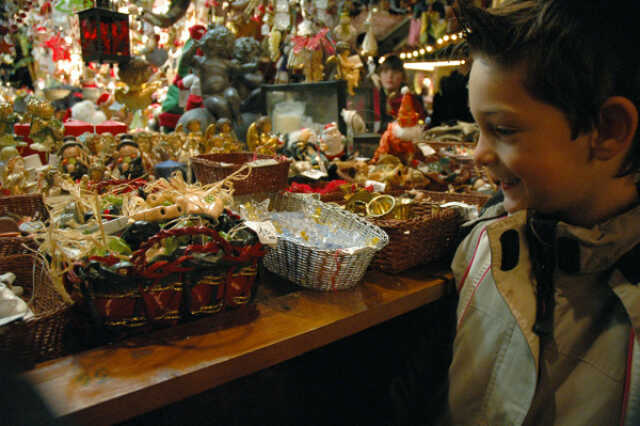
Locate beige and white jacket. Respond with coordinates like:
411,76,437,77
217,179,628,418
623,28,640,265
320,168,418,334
447,204,640,425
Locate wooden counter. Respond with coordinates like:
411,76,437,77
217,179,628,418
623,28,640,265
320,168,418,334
25,265,452,426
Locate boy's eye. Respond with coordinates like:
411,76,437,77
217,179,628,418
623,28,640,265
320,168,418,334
489,124,518,136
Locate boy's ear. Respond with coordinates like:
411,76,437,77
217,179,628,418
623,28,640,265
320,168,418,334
593,96,639,161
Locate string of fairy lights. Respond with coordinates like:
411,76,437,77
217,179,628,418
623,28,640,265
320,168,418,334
383,29,466,64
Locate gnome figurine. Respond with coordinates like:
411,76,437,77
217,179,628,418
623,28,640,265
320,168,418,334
371,87,425,166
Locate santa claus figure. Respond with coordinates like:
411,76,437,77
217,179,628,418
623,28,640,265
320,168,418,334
370,87,424,166
319,122,346,161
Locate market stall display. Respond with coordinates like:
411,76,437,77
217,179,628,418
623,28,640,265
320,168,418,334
0,0,492,379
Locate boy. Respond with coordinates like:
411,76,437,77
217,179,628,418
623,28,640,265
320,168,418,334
374,55,425,133
447,1,640,424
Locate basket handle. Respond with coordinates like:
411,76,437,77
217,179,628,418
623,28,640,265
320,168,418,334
130,226,235,278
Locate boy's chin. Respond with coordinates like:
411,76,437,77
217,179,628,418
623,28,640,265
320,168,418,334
502,196,527,214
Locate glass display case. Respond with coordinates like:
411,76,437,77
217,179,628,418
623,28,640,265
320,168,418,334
261,80,347,136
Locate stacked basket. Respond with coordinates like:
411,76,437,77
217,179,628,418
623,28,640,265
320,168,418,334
0,254,73,370
191,153,290,195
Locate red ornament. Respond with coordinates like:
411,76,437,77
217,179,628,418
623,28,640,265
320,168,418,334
43,34,71,61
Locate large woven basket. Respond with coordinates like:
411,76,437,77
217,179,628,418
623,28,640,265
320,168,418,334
191,153,290,195
334,190,490,274
0,236,38,257
0,254,73,369
368,203,461,274
238,192,388,291
0,193,49,220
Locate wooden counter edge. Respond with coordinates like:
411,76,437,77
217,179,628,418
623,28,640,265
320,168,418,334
26,270,452,426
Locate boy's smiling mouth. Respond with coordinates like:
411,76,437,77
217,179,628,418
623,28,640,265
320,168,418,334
501,177,521,190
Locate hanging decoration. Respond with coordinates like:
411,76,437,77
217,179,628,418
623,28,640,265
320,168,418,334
77,0,130,63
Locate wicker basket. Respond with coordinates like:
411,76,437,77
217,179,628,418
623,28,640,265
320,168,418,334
66,226,265,331
0,193,49,220
237,192,388,291
332,190,490,274
417,190,490,208
368,204,461,274
0,236,38,257
0,254,73,369
191,153,290,195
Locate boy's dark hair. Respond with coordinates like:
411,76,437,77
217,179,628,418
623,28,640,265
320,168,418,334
378,55,405,74
458,0,640,176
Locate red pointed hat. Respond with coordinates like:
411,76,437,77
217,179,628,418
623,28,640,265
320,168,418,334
397,87,419,128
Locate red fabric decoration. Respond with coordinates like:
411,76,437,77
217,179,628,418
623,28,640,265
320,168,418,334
189,25,206,40
43,34,70,61
62,108,71,122
64,120,94,136
95,120,127,135
40,2,52,15
158,112,180,129
291,28,334,54
96,93,110,105
185,94,203,111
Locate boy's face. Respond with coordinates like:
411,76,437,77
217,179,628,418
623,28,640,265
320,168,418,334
469,57,597,219
381,69,404,93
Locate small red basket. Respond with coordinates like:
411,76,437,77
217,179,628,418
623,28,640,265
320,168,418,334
66,225,265,331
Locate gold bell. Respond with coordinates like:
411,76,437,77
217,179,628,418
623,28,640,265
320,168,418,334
366,194,396,218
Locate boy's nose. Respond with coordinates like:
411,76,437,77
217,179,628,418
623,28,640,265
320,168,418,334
473,136,497,166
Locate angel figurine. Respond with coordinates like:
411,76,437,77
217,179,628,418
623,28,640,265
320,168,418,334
246,116,281,155
27,97,64,154
175,120,205,161
326,41,363,96
115,56,163,121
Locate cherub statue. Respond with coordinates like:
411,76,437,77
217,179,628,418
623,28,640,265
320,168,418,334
181,25,257,126
38,166,64,198
232,37,264,110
